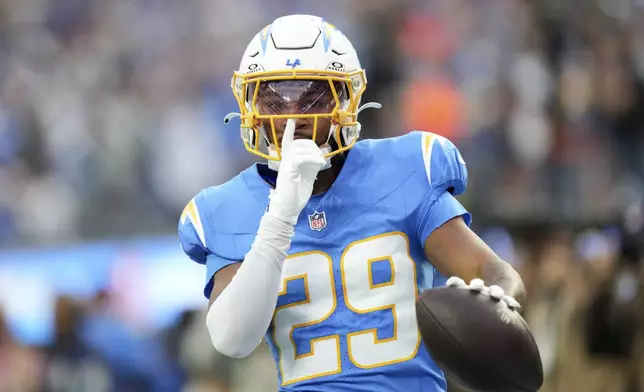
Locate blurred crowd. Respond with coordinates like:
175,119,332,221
1,0,642,247
0,0,643,391
1,290,188,392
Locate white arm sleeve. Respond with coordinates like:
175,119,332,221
205,212,293,358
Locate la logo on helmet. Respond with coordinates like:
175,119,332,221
286,58,301,69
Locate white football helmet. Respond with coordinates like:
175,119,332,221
224,14,380,169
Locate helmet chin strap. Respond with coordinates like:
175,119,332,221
267,144,332,171
265,102,381,171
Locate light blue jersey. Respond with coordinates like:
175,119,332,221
179,131,471,391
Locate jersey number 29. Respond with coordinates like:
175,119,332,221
272,232,421,385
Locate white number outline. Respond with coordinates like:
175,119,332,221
272,232,421,385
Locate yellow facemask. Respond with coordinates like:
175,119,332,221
228,68,369,161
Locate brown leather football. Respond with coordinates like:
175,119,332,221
416,287,543,392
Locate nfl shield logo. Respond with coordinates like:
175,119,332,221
308,211,327,231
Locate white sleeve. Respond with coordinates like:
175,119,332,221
205,212,293,358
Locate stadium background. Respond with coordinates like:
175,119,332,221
0,0,642,391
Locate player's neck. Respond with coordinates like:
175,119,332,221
312,154,345,195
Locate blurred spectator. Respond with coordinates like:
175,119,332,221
43,296,112,392
80,290,184,392
0,306,43,392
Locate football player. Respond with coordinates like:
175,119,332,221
179,14,526,392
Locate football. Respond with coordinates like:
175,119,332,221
416,287,543,392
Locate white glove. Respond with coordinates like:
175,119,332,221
446,277,521,310
267,119,327,225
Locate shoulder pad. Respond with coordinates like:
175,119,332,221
351,133,416,175
178,192,210,265
178,171,267,265
410,131,468,195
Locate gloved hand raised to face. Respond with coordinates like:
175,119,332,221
267,119,327,226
